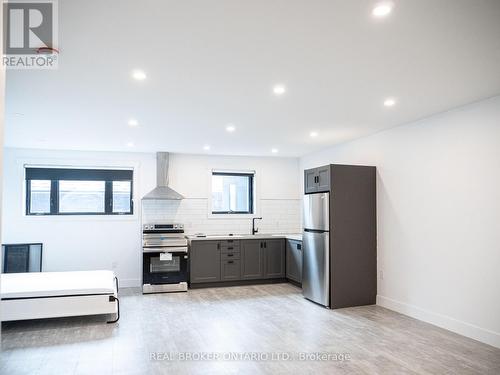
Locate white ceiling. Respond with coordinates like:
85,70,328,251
5,0,500,157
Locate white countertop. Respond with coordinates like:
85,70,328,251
284,234,303,241
187,233,302,242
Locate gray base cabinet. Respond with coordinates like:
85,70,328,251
286,240,302,283
264,239,285,278
241,240,264,279
190,238,287,285
241,239,285,280
190,241,221,283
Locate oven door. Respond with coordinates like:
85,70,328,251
143,249,188,285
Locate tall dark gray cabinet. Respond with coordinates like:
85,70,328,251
303,164,377,309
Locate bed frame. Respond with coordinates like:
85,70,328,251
1,271,120,323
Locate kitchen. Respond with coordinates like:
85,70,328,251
141,153,376,311
139,152,307,293
1,1,500,375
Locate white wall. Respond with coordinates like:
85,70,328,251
1,149,301,287
300,95,500,348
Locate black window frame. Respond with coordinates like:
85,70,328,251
211,171,254,215
25,167,134,216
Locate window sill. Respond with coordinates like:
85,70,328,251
23,213,139,222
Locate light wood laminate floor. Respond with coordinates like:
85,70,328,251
1,283,499,374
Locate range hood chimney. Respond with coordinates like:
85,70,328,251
142,152,184,200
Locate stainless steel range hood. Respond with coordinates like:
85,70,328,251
142,152,184,200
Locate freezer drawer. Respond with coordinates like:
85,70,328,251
303,192,330,231
302,230,329,307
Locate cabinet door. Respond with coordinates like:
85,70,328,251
317,166,331,192
241,240,264,280
190,241,221,283
264,239,285,278
304,168,318,194
286,240,302,283
221,260,241,281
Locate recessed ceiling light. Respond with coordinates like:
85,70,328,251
226,124,236,132
203,145,211,151
271,148,278,153
310,131,319,138
273,84,286,96
126,141,135,147
273,85,286,95
383,98,397,107
131,69,147,81
372,2,393,18
128,118,139,127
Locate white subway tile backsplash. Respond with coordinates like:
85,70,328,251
141,198,301,235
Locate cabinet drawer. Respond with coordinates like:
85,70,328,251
221,252,240,260
220,240,240,247
220,243,240,252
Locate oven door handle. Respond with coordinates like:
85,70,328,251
143,240,188,246
143,247,188,253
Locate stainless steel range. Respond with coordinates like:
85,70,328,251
142,223,188,294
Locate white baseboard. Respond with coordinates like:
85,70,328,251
118,278,141,288
377,295,500,349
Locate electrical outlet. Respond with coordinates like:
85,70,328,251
379,270,384,280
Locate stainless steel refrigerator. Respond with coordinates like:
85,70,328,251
302,192,330,307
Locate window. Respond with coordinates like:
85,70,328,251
29,180,51,214
25,167,133,215
59,180,105,213
112,181,132,213
211,171,254,214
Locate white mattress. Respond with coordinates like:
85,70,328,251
1,270,116,299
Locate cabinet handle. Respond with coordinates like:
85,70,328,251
228,260,234,264
217,243,220,249
227,254,234,257
260,242,263,248
227,247,233,250
264,242,267,248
